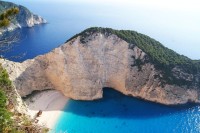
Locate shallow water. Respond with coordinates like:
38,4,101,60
54,89,200,133
1,2,200,133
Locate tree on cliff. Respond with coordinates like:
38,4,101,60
0,7,19,28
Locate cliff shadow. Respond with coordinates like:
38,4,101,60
64,88,199,119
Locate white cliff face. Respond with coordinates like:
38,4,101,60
0,33,199,105
21,14,46,28
16,5,47,28
0,1,46,34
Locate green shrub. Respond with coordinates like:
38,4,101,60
0,18,10,27
0,89,14,133
0,64,49,133
0,65,15,133
0,7,19,28
0,67,12,88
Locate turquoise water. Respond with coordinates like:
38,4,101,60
1,1,200,132
54,89,200,133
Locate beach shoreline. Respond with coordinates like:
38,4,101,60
24,90,68,131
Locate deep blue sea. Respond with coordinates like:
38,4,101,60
1,1,200,133
2,1,200,61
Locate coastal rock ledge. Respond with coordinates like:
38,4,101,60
1,28,200,105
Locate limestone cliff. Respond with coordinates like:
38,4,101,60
0,1,46,34
0,27,200,105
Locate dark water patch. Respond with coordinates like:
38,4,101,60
54,88,200,133
64,88,198,119
0,23,72,62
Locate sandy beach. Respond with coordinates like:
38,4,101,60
24,90,68,131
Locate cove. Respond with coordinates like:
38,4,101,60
1,2,200,133
54,88,200,133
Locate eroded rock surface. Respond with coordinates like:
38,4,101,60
1,33,199,105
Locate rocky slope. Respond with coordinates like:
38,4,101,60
0,1,46,34
0,27,200,105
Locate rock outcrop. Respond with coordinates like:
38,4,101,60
0,28,200,105
0,1,46,34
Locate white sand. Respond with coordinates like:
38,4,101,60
24,90,68,131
